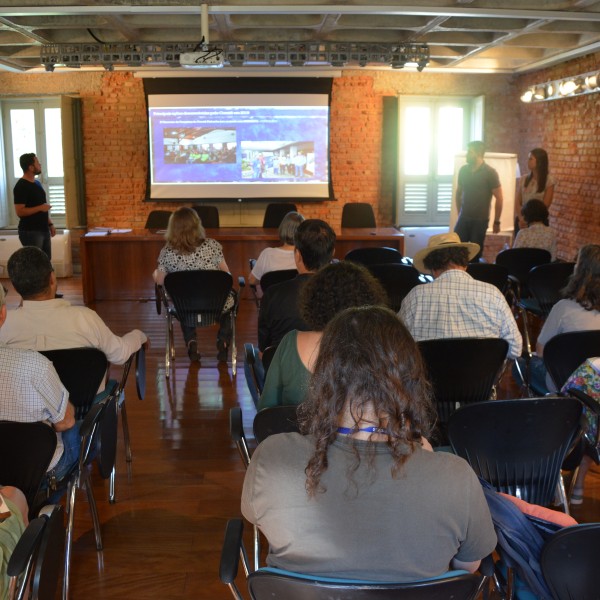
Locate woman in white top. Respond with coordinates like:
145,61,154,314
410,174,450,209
248,211,304,286
513,199,558,260
515,148,556,233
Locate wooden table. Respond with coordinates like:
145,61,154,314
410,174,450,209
80,227,404,302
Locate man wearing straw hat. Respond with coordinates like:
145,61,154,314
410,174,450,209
399,232,522,359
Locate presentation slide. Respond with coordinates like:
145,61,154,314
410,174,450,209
147,94,331,200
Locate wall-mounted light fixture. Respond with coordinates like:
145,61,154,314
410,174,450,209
521,68,600,103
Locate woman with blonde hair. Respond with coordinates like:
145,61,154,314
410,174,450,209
153,206,234,362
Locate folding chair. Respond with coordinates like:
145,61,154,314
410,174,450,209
262,203,297,228
144,209,172,229
220,518,488,600
341,202,377,228
6,504,64,600
344,246,403,267
466,262,509,293
159,270,243,376
447,397,584,513
249,268,297,309
367,263,425,312
495,247,551,306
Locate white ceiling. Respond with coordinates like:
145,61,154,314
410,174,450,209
1,1,600,73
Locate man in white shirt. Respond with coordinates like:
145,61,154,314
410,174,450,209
0,247,147,370
399,232,522,360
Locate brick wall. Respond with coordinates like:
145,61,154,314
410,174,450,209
515,51,600,261
0,61,597,262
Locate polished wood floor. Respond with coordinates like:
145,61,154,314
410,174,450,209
3,275,600,599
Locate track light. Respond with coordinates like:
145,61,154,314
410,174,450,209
521,69,600,102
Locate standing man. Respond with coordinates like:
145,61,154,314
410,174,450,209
14,153,55,259
454,141,503,261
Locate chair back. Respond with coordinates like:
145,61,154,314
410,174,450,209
344,246,403,267
164,270,233,328
96,395,119,479
367,263,423,312
192,205,220,228
248,570,485,600
260,269,298,292
39,348,108,420
6,504,64,600
341,202,377,228
144,209,172,229
541,523,600,599
447,397,583,506
543,329,600,390
417,338,508,428
0,422,56,516
253,405,299,444
526,261,575,317
466,263,509,293
263,203,298,228
495,248,551,297
261,345,277,376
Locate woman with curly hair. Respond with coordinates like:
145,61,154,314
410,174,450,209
513,198,557,260
257,261,388,409
242,306,496,580
153,206,235,362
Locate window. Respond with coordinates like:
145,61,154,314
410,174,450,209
396,96,482,226
1,98,65,227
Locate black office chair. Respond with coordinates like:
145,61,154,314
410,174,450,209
417,338,509,442
250,268,298,308
261,345,277,377
341,202,377,228
447,397,584,512
160,270,243,376
244,342,264,406
543,330,600,391
262,203,297,228
6,504,65,600
466,262,509,293
191,204,220,228
517,262,576,355
220,519,487,600
367,263,424,312
0,421,56,519
144,209,172,229
230,405,299,570
495,247,551,304
344,246,403,267
540,523,600,600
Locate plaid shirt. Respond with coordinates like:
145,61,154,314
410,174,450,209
0,346,68,468
399,269,522,359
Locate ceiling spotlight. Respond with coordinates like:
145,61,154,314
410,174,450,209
559,79,578,96
520,88,534,103
533,86,546,100
585,73,599,90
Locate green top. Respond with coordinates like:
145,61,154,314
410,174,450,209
0,496,26,600
258,330,310,410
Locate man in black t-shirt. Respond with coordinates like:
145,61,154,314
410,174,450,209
454,141,503,261
14,153,55,259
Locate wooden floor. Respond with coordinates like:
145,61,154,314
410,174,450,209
3,275,600,599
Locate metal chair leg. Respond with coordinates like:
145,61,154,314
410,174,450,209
165,314,172,379
556,476,570,515
518,306,533,356
120,400,132,462
84,476,103,551
63,480,77,600
231,313,237,376
109,465,116,504
253,525,261,572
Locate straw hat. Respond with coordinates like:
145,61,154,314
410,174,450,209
412,232,480,274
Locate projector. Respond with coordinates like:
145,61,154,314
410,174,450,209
180,50,224,68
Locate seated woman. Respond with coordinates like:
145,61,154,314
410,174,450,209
515,243,600,396
513,199,557,260
243,306,496,580
0,486,28,592
248,211,304,287
153,207,235,362
258,261,387,410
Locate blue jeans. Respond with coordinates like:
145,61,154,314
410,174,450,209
42,424,81,489
18,229,51,259
454,216,488,261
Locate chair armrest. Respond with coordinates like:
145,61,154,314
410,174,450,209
219,518,244,585
567,388,600,416
6,517,45,577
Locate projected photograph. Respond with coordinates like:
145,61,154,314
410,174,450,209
241,141,315,180
163,127,237,164
147,95,330,199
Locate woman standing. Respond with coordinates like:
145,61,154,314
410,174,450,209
515,148,555,232
153,207,234,362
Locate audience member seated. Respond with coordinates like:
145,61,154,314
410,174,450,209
0,284,79,488
513,199,557,260
258,219,335,352
399,232,522,359
248,211,304,287
0,247,147,387
514,244,600,400
259,261,387,410
0,486,28,591
242,306,497,580
153,206,234,362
